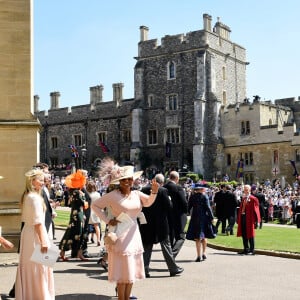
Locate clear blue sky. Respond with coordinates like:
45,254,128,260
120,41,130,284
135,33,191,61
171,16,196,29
34,0,300,111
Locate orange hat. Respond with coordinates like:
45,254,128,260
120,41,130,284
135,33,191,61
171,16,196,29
65,170,86,189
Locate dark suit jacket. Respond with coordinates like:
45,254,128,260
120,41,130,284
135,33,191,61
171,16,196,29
139,185,173,244
164,181,188,236
42,188,53,232
214,190,226,219
254,192,266,218
224,191,238,218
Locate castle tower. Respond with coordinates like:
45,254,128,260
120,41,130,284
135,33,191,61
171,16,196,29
135,13,247,179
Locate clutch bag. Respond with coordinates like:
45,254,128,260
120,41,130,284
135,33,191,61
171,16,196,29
30,242,59,267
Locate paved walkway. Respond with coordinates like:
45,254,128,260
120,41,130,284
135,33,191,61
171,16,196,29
1,226,300,300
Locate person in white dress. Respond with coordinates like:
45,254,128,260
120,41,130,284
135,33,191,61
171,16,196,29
87,180,102,246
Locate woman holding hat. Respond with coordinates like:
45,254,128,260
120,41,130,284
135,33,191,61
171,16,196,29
59,170,89,261
92,158,159,300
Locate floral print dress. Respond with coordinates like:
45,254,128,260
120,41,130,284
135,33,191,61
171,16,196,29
59,189,86,255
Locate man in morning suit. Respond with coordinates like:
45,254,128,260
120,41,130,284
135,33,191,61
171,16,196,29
224,185,239,235
164,171,188,258
251,185,266,229
213,184,226,234
140,173,184,277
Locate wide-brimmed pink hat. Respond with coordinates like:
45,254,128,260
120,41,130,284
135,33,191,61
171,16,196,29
110,166,143,184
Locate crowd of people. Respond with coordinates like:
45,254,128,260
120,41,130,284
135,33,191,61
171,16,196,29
3,159,300,299
205,180,300,228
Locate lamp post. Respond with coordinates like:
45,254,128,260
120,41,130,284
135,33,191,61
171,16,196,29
81,144,87,169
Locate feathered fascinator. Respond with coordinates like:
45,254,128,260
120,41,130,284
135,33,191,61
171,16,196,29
98,158,121,185
99,158,143,185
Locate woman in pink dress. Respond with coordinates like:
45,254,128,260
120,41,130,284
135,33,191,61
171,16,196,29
15,169,55,300
92,159,158,300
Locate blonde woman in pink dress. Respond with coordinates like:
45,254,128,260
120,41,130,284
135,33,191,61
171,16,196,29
15,169,55,300
92,160,158,300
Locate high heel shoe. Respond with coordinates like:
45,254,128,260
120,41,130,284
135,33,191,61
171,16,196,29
77,250,89,261
59,251,69,261
77,255,89,261
97,258,108,271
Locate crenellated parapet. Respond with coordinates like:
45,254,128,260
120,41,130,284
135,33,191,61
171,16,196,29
34,82,126,114
222,99,296,149
138,30,208,58
36,97,135,126
137,13,246,63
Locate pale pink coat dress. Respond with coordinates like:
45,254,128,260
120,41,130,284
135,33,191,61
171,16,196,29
15,192,55,300
92,189,147,283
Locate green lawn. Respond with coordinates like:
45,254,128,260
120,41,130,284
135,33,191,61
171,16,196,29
208,225,300,254
54,209,70,227
55,210,300,254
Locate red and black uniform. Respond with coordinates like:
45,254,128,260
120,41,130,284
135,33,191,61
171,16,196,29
237,194,261,254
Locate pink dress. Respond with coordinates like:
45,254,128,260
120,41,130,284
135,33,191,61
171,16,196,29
15,192,55,300
92,190,145,283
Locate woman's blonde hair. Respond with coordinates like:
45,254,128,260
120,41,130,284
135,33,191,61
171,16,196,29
20,169,45,206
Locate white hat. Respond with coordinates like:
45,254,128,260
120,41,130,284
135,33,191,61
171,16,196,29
110,166,143,184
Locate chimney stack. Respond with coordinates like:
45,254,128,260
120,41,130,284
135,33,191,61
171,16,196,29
203,14,212,32
214,17,231,40
90,84,104,105
33,95,39,113
139,25,149,42
50,91,60,109
113,83,124,107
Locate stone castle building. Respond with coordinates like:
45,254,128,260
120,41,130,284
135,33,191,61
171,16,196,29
35,14,247,180
35,14,300,185
222,96,300,185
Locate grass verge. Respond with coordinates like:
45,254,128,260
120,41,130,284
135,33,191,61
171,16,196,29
208,225,300,254
55,211,299,254
54,209,70,227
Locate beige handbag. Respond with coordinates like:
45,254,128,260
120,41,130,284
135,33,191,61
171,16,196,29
103,206,118,245
104,231,118,245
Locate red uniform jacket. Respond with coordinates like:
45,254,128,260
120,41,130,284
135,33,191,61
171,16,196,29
237,194,261,239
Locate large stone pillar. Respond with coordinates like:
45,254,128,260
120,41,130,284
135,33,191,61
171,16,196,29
0,0,40,253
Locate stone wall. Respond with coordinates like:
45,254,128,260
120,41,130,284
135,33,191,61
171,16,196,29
222,100,300,184
0,0,39,252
